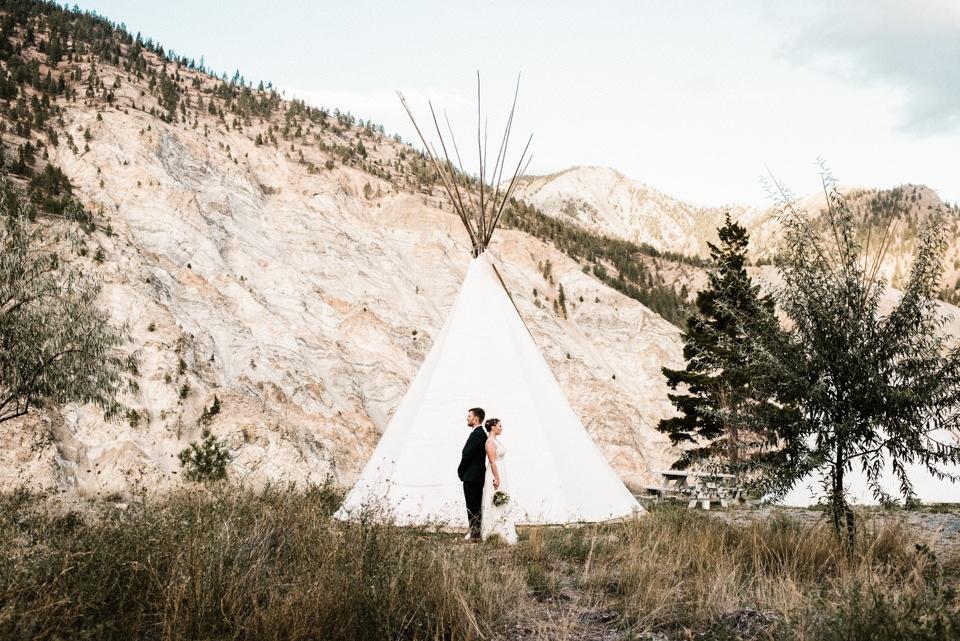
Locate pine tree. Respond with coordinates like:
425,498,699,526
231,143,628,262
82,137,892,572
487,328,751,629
178,427,231,482
658,213,775,472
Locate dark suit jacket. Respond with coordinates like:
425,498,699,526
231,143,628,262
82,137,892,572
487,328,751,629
457,426,488,483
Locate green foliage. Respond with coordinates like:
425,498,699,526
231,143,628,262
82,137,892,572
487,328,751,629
738,167,960,542
157,67,178,120
178,427,230,482
659,214,777,472
28,162,72,195
0,177,129,424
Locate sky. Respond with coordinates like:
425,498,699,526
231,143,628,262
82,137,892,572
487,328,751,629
70,0,960,208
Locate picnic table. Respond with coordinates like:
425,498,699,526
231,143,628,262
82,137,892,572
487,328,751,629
645,470,742,510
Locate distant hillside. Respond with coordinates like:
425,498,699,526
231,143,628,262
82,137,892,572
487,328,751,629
501,199,707,326
516,166,960,304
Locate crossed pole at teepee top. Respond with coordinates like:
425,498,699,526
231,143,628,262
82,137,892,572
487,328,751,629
398,73,533,258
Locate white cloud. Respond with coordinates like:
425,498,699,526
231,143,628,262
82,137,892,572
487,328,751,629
777,0,960,135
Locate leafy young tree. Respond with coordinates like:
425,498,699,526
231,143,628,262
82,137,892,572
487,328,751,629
658,213,776,472
0,178,130,424
743,168,960,544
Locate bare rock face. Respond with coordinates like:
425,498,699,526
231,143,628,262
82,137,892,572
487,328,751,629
513,166,738,256
2,82,683,497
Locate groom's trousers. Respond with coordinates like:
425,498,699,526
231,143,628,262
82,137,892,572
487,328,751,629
463,480,484,539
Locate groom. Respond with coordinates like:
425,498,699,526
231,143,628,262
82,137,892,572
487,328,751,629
457,407,487,541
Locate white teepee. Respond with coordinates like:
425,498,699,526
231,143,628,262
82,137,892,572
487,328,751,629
335,253,642,525
335,79,642,526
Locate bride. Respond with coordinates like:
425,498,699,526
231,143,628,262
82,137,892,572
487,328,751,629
481,418,518,544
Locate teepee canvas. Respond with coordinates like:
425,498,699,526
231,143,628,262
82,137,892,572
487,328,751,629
335,78,642,526
335,253,642,525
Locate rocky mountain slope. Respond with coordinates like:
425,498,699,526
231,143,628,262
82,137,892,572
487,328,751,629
514,166,735,257
0,3,681,497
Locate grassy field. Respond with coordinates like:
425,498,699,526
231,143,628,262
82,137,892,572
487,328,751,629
1,485,958,641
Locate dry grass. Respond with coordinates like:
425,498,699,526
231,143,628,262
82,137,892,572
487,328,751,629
1,488,958,641
0,484,524,641
553,506,960,639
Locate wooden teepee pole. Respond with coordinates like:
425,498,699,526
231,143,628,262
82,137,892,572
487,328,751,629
484,74,522,237
486,134,533,246
427,100,478,244
397,76,533,256
398,91,480,253
476,72,487,250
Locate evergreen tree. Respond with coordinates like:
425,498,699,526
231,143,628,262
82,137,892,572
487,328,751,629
158,68,179,120
658,213,775,472
178,427,231,482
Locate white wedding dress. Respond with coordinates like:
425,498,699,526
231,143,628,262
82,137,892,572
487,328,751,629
481,437,518,544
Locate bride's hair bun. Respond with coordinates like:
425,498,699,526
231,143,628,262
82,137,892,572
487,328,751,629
484,418,500,432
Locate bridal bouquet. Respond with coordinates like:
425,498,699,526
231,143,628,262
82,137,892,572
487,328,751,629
492,490,510,506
